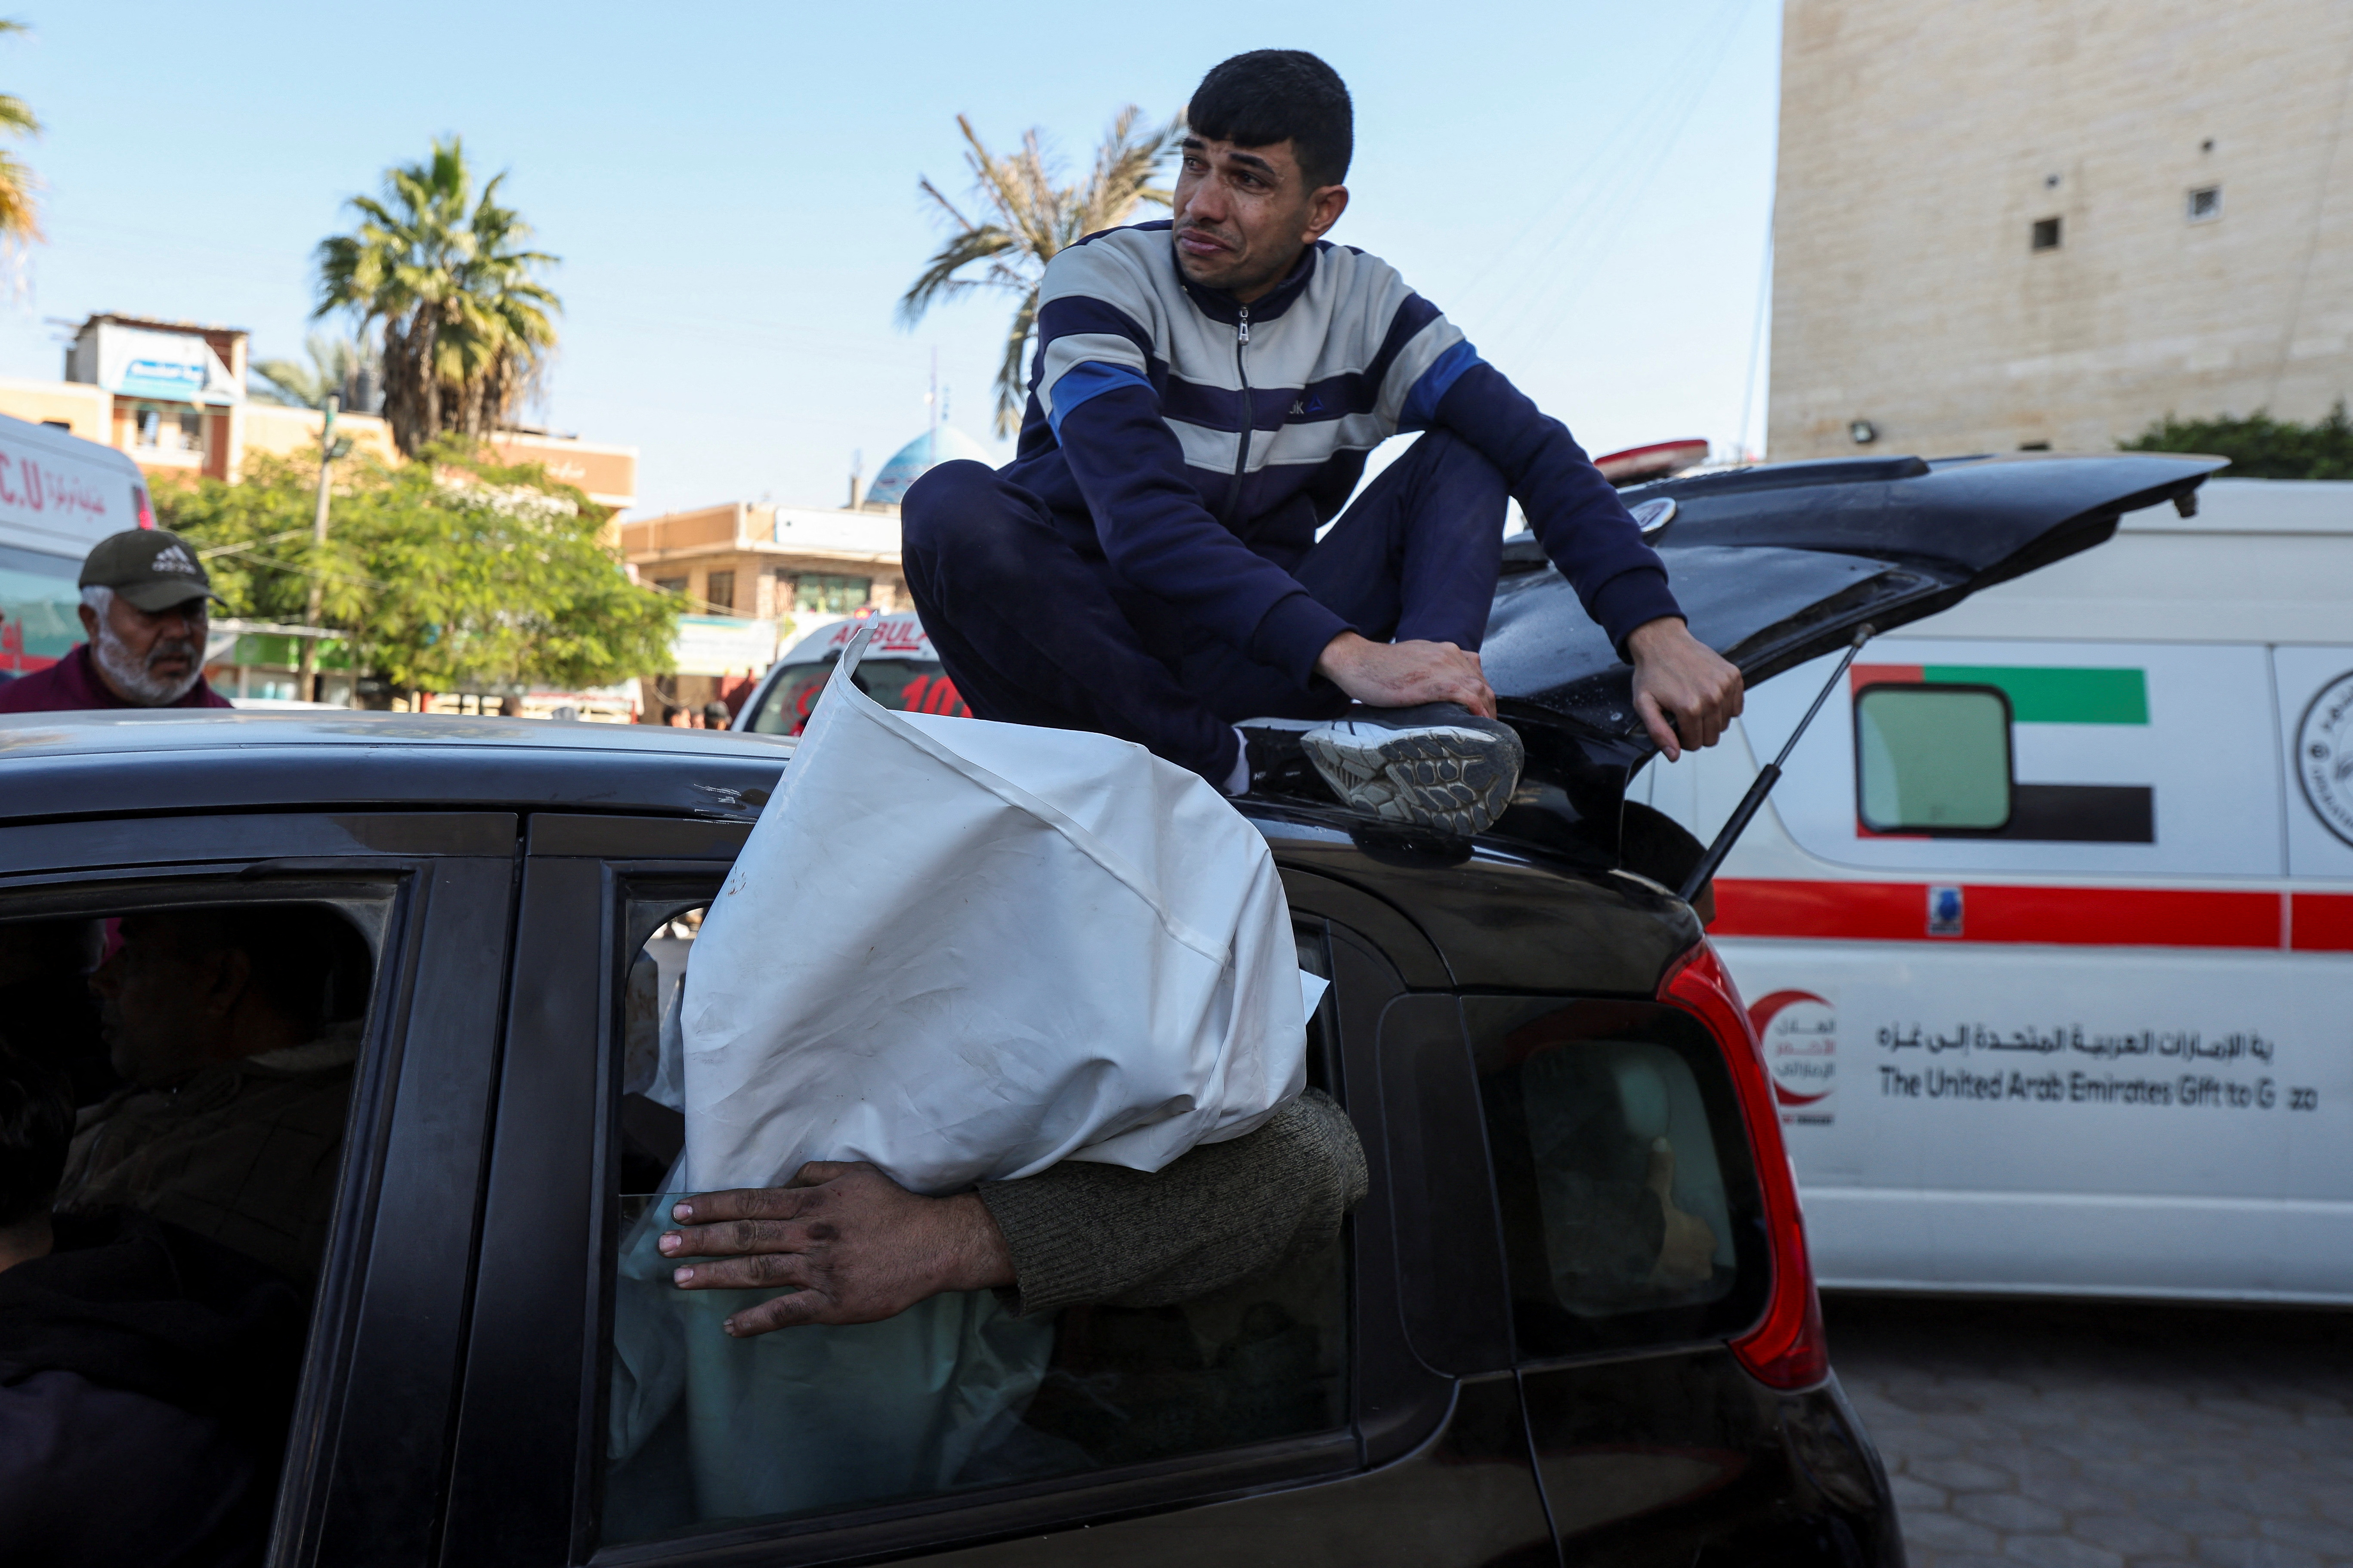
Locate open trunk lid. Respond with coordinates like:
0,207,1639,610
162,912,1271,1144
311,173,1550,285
1478,451,2226,863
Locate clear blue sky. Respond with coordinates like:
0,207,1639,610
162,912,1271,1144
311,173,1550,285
0,1,1781,518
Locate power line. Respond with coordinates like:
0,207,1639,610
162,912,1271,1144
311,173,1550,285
1506,5,1753,353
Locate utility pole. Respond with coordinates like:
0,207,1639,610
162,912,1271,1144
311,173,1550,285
297,393,340,702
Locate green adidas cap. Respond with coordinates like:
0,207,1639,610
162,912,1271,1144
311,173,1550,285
78,529,226,613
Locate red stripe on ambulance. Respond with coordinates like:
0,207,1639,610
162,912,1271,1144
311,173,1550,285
2292,893,2353,952
1709,879,2342,949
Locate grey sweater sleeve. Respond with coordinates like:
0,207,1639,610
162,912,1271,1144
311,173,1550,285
975,1089,1370,1318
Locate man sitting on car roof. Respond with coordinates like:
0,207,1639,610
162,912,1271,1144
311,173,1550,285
0,530,234,715
903,49,1741,837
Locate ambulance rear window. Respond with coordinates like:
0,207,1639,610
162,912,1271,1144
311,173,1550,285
744,658,968,735
1855,682,2015,832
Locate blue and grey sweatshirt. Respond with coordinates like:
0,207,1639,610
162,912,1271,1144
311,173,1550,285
999,220,1683,683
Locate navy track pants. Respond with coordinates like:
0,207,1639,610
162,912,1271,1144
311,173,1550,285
899,430,1508,784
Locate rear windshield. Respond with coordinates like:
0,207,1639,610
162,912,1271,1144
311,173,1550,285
742,656,969,735
1465,997,1769,1360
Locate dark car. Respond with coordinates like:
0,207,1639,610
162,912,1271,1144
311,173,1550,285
0,452,2218,1568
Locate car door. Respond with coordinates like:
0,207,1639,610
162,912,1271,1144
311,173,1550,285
0,806,519,1568
435,824,1553,1567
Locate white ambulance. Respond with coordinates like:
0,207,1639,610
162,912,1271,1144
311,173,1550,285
0,411,151,684
1636,476,2353,1302
731,611,969,735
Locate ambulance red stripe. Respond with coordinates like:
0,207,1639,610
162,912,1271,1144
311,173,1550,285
1711,880,2353,951
2293,892,2353,952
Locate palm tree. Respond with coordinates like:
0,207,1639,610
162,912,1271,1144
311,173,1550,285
313,139,560,457
0,20,43,254
901,108,1181,436
250,332,379,410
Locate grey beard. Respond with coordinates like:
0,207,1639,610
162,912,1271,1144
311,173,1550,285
92,622,202,706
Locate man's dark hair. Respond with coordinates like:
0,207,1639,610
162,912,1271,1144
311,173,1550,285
0,1049,74,1226
1188,50,1354,189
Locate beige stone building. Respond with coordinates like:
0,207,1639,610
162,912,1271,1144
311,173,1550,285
0,312,637,506
618,502,907,622
617,501,909,714
1770,0,2353,460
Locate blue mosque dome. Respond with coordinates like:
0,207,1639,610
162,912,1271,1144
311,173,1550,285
863,425,993,508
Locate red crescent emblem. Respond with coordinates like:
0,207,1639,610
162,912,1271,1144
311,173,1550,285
1749,990,1834,1106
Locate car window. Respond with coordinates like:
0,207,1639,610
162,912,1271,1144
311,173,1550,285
1466,997,1769,1361
1854,682,2015,833
0,887,389,1560
597,900,1347,1549
745,657,970,735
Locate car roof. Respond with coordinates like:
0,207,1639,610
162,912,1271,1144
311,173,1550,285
0,710,798,823
0,710,1695,995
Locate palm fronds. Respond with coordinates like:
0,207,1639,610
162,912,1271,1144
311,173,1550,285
0,20,41,253
902,107,1181,435
314,138,561,455
252,332,380,409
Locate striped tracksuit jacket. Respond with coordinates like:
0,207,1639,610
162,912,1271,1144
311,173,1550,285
998,220,1683,686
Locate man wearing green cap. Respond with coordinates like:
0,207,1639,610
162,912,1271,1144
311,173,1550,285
0,530,234,713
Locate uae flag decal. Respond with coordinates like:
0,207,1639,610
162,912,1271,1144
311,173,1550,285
1852,664,2155,843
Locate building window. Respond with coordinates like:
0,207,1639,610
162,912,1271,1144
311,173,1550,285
704,571,736,614
2030,217,2062,252
794,573,872,614
2187,186,2223,223
133,404,205,453
652,576,688,597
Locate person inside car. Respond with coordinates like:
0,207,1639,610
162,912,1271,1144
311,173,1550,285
0,530,235,715
58,907,372,1283
0,1048,304,1567
902,49,1741,838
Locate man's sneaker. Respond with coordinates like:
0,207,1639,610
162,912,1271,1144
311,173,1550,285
1299,703,1524,836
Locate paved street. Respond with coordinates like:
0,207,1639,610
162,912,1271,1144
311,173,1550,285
1827,1294,2353,1568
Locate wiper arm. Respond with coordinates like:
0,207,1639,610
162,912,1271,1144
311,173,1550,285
1676,625,1874,904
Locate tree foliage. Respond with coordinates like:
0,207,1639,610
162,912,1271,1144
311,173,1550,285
2121,401,2353,480
160,445,673,696
315,139,560,457
901,108,1181,435
0,20,41,252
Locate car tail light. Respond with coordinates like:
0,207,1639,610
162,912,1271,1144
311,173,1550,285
1660,939,1829,1391
134,486,155,529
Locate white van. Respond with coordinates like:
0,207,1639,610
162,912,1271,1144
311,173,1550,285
0,411,151,683
1635,476,2353,1302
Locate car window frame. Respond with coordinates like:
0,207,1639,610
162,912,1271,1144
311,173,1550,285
0,807,523,1568
1460,994,1775,1371
444,821,1470,1567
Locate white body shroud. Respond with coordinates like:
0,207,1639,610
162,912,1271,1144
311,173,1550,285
678,626,1307,1195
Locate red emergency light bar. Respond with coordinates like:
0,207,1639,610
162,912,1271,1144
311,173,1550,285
1594,439,1710,487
